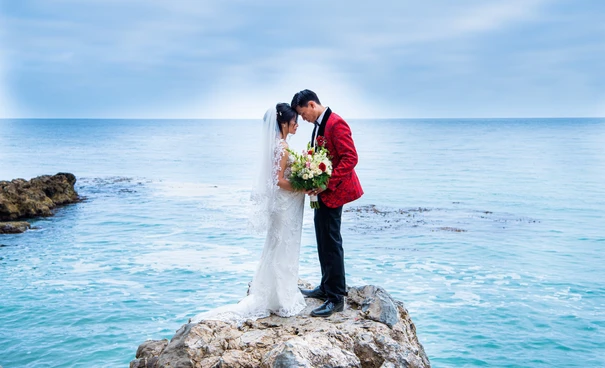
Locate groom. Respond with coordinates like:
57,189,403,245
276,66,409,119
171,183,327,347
291,89,363,317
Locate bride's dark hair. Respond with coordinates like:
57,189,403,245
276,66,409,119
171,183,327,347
276,103,297,129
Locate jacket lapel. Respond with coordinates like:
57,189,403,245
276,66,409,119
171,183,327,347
317,107,331,138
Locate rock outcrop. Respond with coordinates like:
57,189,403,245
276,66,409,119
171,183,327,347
0,173,80,233
131,283,431,368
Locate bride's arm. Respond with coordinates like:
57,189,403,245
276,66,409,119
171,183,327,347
276,143,296,192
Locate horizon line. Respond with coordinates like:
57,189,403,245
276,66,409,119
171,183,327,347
1,116,604,120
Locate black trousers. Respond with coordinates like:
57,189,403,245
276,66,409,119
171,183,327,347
315,196,346,302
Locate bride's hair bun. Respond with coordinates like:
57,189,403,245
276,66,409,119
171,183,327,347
276,103,297,126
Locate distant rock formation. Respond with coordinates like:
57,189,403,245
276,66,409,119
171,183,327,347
0,173,80,233
131,282,431,368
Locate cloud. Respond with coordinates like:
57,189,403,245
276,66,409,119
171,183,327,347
141,47,394,119
0,40,17,117
0,12,8,116
138,0,552,119
449,0,546,35
1,0,603,118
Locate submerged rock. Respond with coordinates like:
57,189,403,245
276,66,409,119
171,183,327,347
0,221,32,234
0,173,80,233
131,283,431,368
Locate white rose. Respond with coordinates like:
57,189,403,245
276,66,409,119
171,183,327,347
314,169,322,176
302,173,309,180
308,173,314,179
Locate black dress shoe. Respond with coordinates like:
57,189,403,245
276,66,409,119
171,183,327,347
300,286,327,300
310,299,344,317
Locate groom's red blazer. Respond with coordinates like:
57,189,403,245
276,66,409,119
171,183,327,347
316,108,363,208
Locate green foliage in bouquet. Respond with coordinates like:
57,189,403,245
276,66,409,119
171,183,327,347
287,141,333,192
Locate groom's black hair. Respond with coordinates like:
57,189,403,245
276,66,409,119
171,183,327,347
291,89,321,108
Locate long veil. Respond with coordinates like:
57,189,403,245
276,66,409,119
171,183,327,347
190,106,306,325
248,107,281,234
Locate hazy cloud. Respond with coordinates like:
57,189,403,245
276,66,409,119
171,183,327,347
1,0,603,118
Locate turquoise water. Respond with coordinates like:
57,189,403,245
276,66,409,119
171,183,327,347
1,118,604,367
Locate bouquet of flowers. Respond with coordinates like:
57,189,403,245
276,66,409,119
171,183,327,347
288,136,332,209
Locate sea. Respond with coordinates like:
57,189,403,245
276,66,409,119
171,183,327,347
0,117,604,367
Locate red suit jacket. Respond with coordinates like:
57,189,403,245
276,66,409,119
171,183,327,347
316,108,363,208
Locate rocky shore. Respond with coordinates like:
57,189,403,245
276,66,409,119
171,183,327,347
131,283,431,368
0,173,80,234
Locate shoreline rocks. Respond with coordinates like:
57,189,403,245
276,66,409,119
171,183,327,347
0,173,80,234
131,283,431,368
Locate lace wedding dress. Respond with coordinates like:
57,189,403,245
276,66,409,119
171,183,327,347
191,140,306,325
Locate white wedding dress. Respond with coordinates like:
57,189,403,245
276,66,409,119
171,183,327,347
191,139,306,325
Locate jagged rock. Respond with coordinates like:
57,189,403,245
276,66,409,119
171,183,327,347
0,173,80,232
348,285,400,328
0,221,31,234
132,340,170,368
131,283,431,368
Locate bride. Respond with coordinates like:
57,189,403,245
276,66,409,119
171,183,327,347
191,103,306,325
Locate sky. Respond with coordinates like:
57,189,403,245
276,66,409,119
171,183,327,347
1,0,604,119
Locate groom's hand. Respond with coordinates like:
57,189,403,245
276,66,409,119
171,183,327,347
309,184,328,195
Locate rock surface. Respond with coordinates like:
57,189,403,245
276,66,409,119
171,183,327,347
131,283,431,368
0,173,80,233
